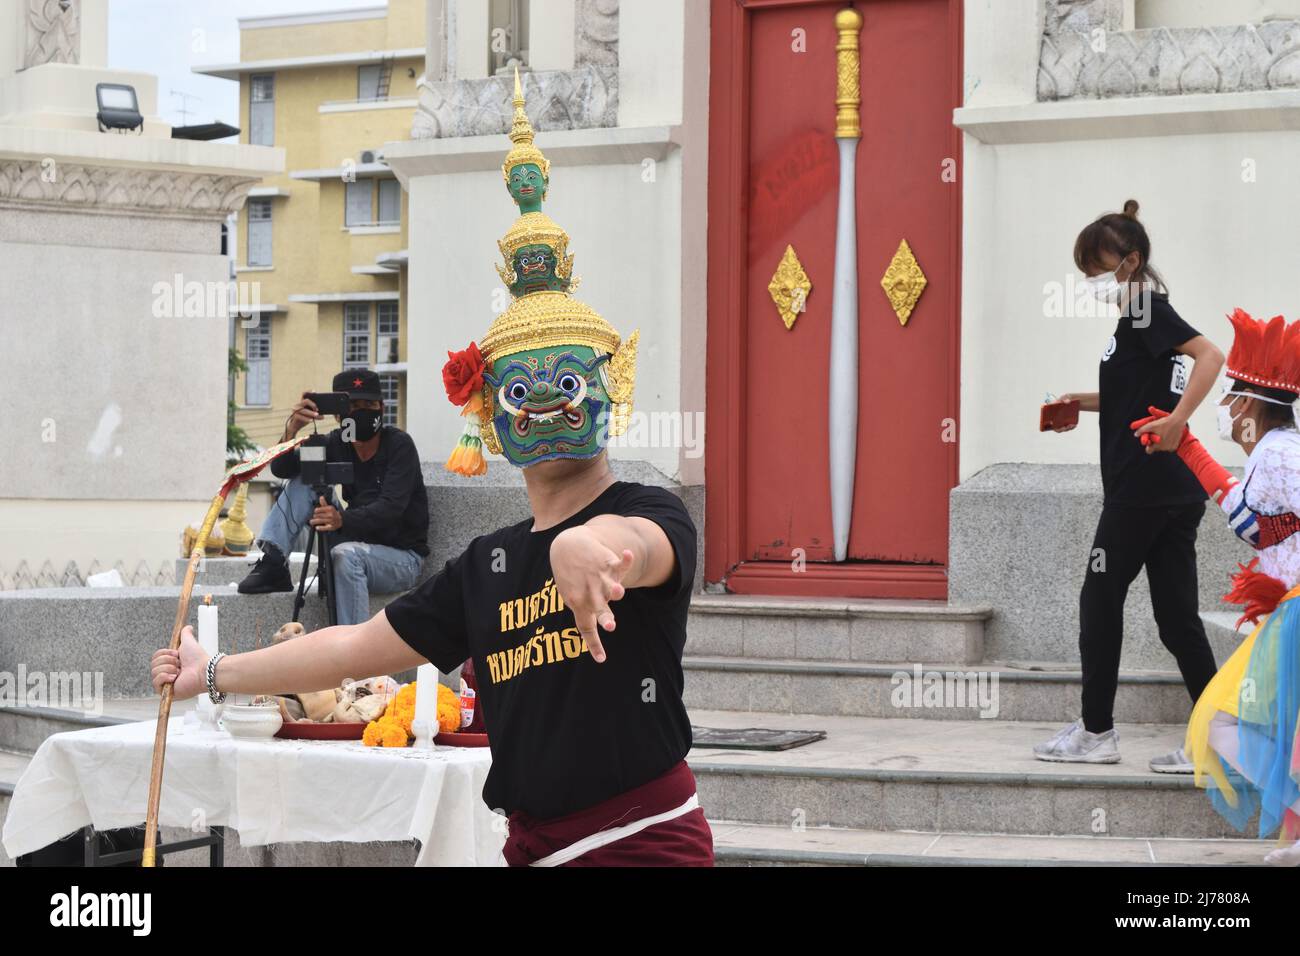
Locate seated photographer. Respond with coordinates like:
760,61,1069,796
238,369,430,625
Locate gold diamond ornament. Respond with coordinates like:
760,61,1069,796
880,239,927,326
768,244,812,330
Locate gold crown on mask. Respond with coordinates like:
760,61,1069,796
502,68,550,186
495,211,575,289
444,69,639,473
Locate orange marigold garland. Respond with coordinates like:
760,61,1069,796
362,680,462,747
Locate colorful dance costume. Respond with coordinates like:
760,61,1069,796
1137,309,1300,841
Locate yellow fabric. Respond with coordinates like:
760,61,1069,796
1186,583,1300,807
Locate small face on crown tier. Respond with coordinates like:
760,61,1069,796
484,344,611,467
510,243,566,296
507,163,547,213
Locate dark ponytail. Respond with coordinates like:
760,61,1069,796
1074,198,1168,293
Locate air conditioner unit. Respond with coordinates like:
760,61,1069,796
360,149,377,164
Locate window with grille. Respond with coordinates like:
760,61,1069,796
344,303,370,367
250,74,274,146
345,179,372,227
376,301,399,365
246,199,272,267
380,373,399,426
358,64,382,101
245,316,271,406
377,179,401,224
488,0,530,74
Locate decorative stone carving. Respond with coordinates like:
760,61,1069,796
1039,3,1300,100
25,0,80,67
0,161,260,219
575,0,619,68
412,65,617,139
1043,0,1124,37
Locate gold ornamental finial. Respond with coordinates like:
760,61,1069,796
834,7,863,139
502,65,551,184
218,481,254,555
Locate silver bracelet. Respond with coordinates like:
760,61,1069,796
206,652,227,704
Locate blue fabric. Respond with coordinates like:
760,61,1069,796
1210,594,1300,837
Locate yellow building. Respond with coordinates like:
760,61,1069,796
195,1,426,448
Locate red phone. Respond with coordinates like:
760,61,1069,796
1040,399,1080,432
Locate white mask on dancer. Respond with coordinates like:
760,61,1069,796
1218,395,1245,441
1218,388,1296,441
1085,265,1125,304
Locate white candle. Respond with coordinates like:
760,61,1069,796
412,663,437,749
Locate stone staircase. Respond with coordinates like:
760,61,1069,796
0,587,1272,866
681,595,1271,866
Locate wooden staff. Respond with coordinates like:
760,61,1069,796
142,436,308,867
142,489,227,866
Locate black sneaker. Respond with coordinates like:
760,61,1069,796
237,542,293,594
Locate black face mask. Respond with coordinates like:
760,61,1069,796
341,408,381,443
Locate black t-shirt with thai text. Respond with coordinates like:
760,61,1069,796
1097,292,1207,507
383,481,696,820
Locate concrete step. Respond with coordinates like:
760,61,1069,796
0,699,196,755
710,821,1272,866
686,710,1255,840
687,595,990,665
0,586,404,699
683,656,1193,723
175,554,317,588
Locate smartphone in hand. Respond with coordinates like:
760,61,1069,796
1040,399,1080,432
304,391,350,416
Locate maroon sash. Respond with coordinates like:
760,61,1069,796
503,760,714,867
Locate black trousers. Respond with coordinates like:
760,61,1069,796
1078,501,1219,733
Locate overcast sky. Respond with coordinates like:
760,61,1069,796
107,0,372,130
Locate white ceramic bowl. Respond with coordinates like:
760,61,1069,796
219,702,283,738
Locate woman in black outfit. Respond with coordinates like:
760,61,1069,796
1037,200,1225,771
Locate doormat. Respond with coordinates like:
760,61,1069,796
691,726,826,751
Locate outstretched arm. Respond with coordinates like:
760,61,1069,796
151,610,428,701
549,514,678,663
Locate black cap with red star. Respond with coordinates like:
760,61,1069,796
332,368,382,402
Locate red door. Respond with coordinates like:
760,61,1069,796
706,0,963,599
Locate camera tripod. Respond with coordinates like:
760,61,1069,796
291,483,341,627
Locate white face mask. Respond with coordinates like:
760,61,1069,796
1217,395,1244,442
1217,386,1297,442
1084,265,1125,304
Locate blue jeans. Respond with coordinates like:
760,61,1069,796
258,477,423,626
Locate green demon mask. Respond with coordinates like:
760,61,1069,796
482,344,611,467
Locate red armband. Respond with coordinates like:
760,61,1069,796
1176,432,1238,504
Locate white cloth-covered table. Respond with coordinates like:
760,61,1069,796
1,717,505,866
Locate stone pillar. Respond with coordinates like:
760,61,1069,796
0,0,282,576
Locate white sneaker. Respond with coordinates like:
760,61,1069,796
1264,840,1300,867
1033,719,1121,764
1149,746,1193,774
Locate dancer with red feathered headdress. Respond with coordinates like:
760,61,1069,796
1132,308,1300,865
